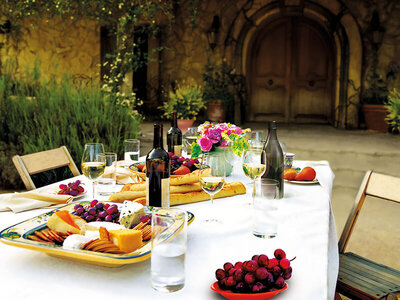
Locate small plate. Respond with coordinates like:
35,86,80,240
0,201,194,267
284,179,319,185
211,282,288,300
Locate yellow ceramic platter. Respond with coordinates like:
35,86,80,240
0,201,194,267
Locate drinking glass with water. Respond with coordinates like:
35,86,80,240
97,152,117,196
124,139,140,167
253,179,279,238
151,208,187,293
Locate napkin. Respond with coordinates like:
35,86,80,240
0,191,73,213
102,166,143,185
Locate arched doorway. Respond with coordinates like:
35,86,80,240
247,16,335,123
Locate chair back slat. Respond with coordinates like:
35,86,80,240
366,173,400,203
21,147,71,174
12,146,80,190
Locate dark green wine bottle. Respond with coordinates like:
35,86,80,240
262,121,284,198
167,112,182,156
146,123,170,207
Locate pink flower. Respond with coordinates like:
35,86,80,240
232,126,242,135
220,140,229,147
198,137,213,152
216,123,229,132
206,127,222,143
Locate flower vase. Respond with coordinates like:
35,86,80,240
213,146,234,177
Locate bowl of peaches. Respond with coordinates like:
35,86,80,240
283,166,318,184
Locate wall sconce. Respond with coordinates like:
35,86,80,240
0,20,11,34
207,15,220,50
370,11,385,46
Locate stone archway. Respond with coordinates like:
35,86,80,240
227,0,362,128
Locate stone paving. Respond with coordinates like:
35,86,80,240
139,121,400,269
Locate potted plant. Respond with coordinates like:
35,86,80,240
360,62,399,132
386,88,400,133
202,59,235,122
160,82,205,132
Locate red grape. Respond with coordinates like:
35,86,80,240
279,258,290,269
275,277,285,289
244,273,255,285
225,276,236,288
274,249,286,260
90,200,98,207
255,267,268,280
215,269,226,280
258,254,269,267
234,262,243,269
267,258,279,269
233,269,244,282
223,262,234,272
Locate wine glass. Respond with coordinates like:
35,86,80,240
242,149,267,205
199,151,226,223
81,143,106,199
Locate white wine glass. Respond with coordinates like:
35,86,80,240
81,143,106,199
242,149,267,205
199,151,226,223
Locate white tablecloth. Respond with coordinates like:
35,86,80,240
0,161,338,300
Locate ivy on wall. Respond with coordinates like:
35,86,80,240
1,0,177,111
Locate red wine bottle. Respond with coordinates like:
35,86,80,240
167,112,182,156
146,123,170,207
262,121,284,198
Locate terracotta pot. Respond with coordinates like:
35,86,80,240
177,119,195,133
362,104,389,133
207,100,227,122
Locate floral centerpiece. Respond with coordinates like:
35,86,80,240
191,122,250,158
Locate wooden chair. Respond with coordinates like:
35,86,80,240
12,146,80,190
336,171,400,300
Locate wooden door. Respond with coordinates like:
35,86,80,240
249,17,334,123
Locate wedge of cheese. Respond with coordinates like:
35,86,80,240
108,229,143,253
46,210,86,234
119,201,145,229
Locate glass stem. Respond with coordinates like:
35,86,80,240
92,180,96,199
210,194,214,205
252,179,256,205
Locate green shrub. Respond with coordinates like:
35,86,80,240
0,63,141,189
386,89,400,133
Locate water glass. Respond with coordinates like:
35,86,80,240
252,179,279,238
285,153,295,169
124,139,140,167
151,208,188,293
97,152,117,195
183,127,198,155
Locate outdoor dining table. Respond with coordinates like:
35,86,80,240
0,160,338,300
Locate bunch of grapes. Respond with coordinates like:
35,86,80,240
58,180,84,196
215,249,294,294
139,214,152,225
168,153,199,173
72,200,120,223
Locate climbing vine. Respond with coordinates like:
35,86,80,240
1,0,177,111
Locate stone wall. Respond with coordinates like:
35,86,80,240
1,1,399,127
0,17,100,84
159,0,400,127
